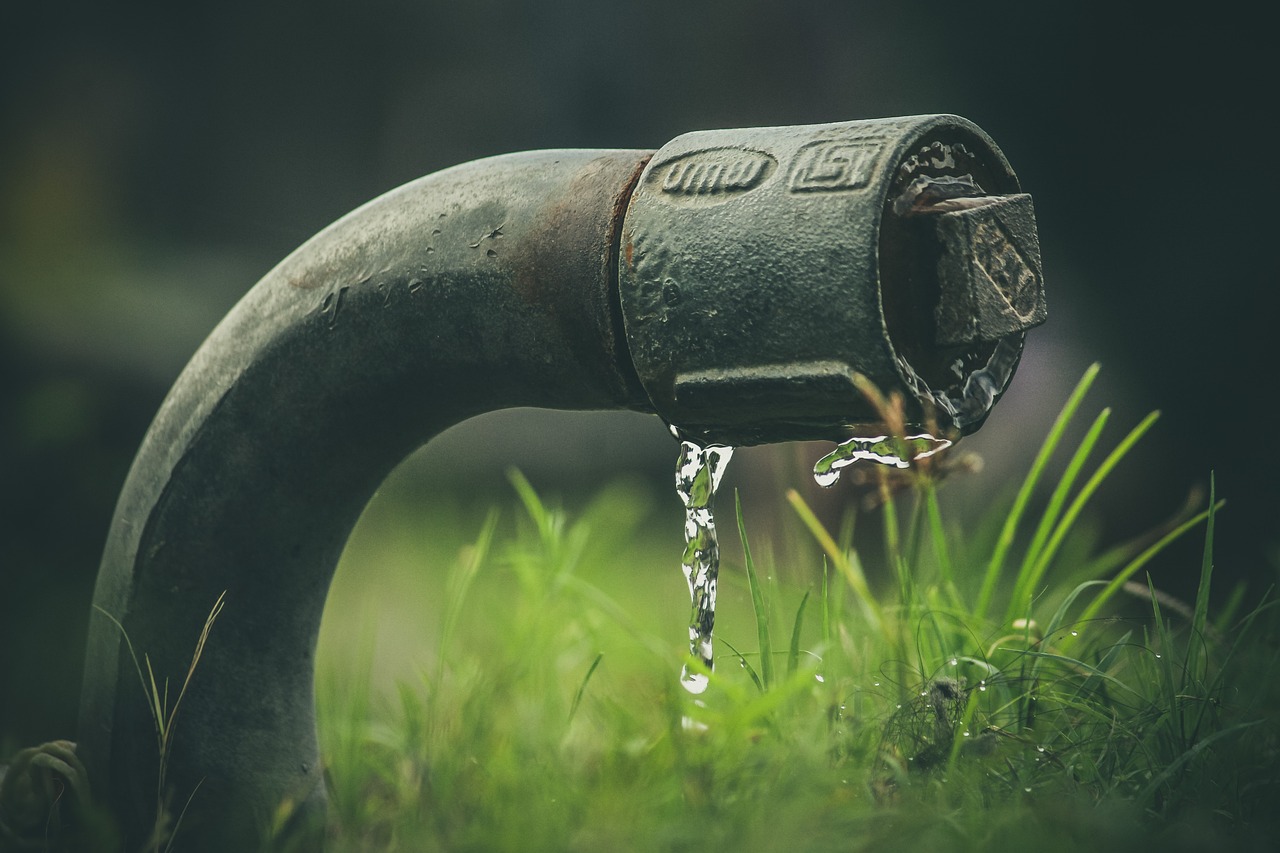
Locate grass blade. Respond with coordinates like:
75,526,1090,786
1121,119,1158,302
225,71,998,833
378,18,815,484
1006,407,1110,621
719,637,764,694
1073,502,1222,632
1190,473,1216,647
1008,411,1160,625
438,508,499,674
787,489,885,638
788,589,811,677
737,491,773,691
976,362,1100,618
923,482,962,609
568,653,604,724
1136,720,1263,807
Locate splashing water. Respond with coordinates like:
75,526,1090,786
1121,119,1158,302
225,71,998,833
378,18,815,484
812,433,952,487
674,435,735,694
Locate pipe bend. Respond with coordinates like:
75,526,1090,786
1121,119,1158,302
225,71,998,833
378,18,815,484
78,149,652,848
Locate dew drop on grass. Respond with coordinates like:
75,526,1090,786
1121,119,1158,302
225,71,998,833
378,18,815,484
812,433,952,487
673,433,734,694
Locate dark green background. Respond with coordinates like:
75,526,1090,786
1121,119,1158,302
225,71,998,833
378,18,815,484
1,2,1269,750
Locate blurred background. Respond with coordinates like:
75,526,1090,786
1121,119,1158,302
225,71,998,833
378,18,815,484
1,2,1270,751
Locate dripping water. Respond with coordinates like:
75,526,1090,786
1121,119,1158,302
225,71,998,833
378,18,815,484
668,428,947,697
673,432,734,694
812,433,952,487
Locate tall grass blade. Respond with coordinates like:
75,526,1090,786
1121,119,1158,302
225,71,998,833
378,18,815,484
508,467,555,547
787,489,885,638
1184,476,1218,742
438,509,499,674
737,491,773,691
1008,411,1160,624
976,361,1100,618
1147,573,1183,748
788,589,811,677
945,686,984,773
1190,474,1216,647
821,560,832,652
1073,502,1222,632
923,482,961,608
1007,407,1109,620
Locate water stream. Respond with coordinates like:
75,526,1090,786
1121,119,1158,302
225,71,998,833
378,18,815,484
671,430,950,695
674,435,735,694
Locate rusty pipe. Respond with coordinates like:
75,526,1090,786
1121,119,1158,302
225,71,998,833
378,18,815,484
78,116,1043,848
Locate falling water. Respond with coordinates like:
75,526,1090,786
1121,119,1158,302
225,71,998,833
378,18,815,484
674,435,735,694
670,429,947,696
812,433,952,487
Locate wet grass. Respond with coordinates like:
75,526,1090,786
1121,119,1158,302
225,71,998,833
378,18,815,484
310,369,1280,852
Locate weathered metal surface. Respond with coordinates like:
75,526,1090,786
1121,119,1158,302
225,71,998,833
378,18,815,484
618,115,1046,445
78,150,653,850
929,193,1045,346
77,116,1043,849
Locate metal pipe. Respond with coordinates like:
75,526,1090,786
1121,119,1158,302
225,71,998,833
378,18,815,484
78,116,1043,848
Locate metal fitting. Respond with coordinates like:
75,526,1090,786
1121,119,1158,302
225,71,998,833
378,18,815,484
620,114,1044,445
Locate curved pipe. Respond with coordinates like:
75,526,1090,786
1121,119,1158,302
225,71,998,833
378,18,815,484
79,150,654,847
78,117,1043,848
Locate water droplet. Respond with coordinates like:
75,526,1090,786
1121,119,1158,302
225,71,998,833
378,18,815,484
1024,787,1032,794
949,657,959,667
1155,653,1162,659
680,670,710,694
812,433,952,487
1070,630,1079,637
1036,745,1046,753
873,681,881,687
978,680,987,691
680,715,709,733
963,731,970,737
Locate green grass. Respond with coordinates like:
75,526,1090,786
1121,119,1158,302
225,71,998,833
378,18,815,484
309,369,1280,852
